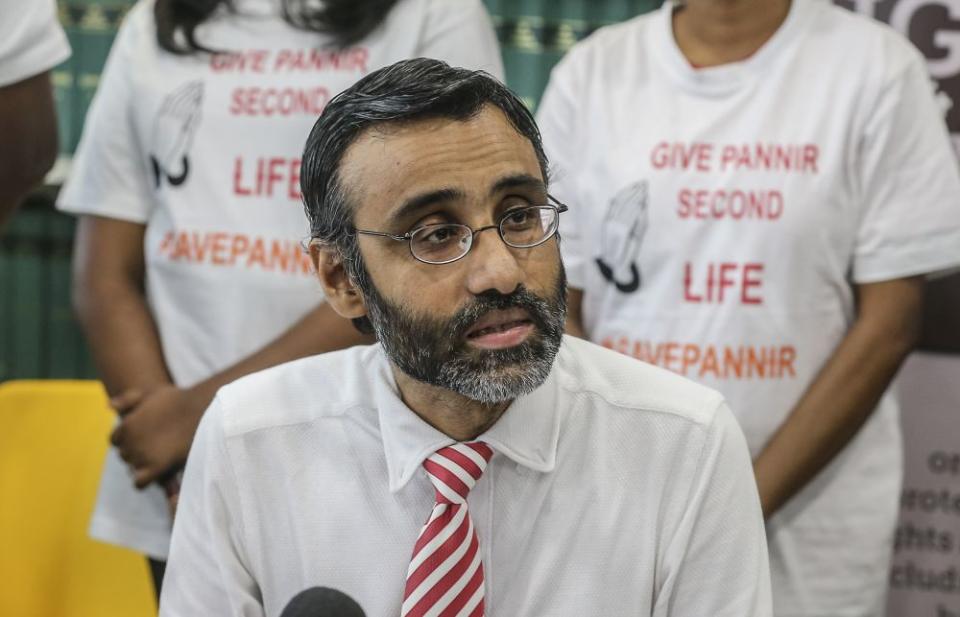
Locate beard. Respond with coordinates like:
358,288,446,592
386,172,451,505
358,265,567,405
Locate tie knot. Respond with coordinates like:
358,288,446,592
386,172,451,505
422,442,494,505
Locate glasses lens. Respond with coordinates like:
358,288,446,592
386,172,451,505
410,224,473,264
501,206,558,248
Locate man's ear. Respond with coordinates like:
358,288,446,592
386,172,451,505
310,241,368,320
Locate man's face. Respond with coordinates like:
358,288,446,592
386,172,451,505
338,105,566,404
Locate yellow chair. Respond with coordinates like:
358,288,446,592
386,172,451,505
0,380,156,617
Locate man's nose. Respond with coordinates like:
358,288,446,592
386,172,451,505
464,229,524,296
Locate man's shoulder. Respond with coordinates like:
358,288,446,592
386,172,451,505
212,344,381,438
556,335,726,428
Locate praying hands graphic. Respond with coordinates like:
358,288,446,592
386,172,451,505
150,81,203,189
595,180,648,293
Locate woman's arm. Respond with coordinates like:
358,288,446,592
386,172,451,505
72,215,173,397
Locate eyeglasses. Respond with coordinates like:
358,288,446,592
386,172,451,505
353,196,569,265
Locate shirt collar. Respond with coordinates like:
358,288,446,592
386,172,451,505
373,346,563,494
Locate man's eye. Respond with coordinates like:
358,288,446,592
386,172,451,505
422,226,458,245
503,208,534,228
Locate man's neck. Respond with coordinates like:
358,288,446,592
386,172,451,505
672,0,791,68
391,367,510,442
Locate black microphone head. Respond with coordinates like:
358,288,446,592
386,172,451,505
279,587,366,617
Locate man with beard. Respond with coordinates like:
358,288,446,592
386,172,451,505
159,58,771,617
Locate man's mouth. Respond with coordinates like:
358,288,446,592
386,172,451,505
465,308,535,350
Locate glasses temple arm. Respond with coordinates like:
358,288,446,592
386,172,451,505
354,229,410,242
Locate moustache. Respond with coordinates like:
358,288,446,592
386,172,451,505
448,286,556,341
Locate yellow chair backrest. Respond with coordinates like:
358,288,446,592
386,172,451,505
0,380,155,617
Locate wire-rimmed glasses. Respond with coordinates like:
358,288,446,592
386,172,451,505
353,196,569,265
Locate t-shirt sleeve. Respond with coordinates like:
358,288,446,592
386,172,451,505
852,49,960,284
56,6,154,223
536,54,589,290
160,396,264,617
653,402,773,617
416,0,504,81
0,0,70,87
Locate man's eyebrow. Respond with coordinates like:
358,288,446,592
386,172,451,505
385,175,546,228
489,174,547,197
387,187,466,227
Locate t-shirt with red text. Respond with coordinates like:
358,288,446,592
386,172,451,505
57,0,503,560
537,1,960,615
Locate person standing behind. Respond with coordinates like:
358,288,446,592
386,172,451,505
0,0,70,227
57,0,502,595
536,0,960,615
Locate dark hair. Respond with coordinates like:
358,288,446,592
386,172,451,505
300,58,550,333
154,0,399,54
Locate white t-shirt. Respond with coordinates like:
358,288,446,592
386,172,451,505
57,0,503,559
536,2,960,615
0,0,70,87
160,336,771,617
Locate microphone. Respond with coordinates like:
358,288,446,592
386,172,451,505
279,587,366,617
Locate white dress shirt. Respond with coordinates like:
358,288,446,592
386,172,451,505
160,336,771,616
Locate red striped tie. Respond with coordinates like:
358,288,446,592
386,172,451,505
402,442,494,617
